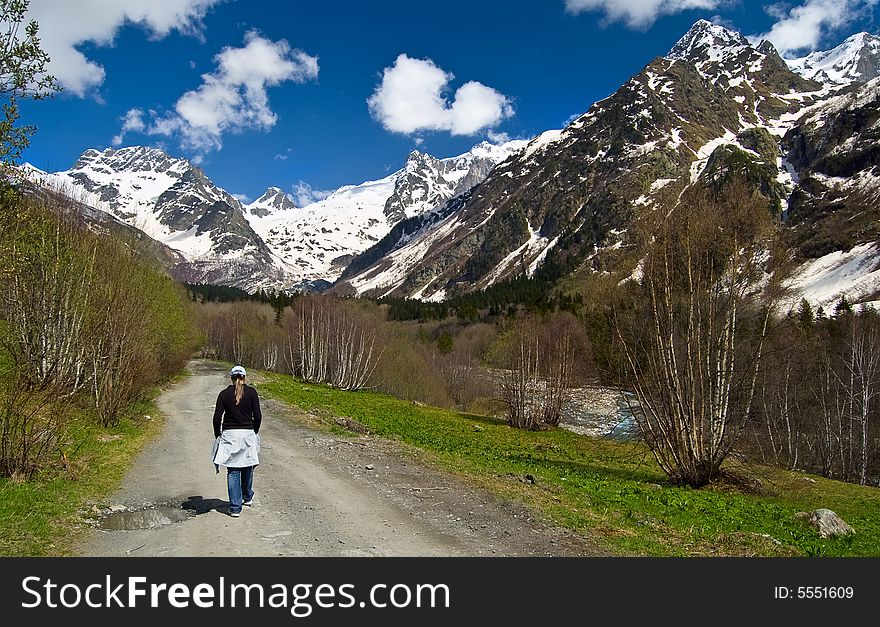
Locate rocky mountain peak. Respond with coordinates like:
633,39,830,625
668,19,751,63
756,39,782,59
247,186,297,217
403,149,439,173
788,32,880,84
662,19,819,103
73,145,190,177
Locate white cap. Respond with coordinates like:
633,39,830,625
230,365,247,377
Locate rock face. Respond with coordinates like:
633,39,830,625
784,78,880,258
795,508,855,538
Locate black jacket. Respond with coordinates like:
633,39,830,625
213,384,262,438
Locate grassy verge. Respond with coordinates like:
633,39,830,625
0,385,177,556
262,374,880,557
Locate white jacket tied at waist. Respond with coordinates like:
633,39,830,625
212,429,260,473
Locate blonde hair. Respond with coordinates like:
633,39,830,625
234,377,245,405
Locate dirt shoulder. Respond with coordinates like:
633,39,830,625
264,395,610,557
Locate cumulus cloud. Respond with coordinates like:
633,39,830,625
122,31,318,154
368,54,513,137
564,0,724,29
750,0,879,56
111,108,146,146
25,0,224,96
292,181,333,207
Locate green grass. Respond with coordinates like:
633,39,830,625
0,394,167,556
262,374,880,557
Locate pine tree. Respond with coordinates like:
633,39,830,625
796,298,814,329
835,295,853,316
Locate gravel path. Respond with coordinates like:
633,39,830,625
79,360,607,557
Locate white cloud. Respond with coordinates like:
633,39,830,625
564,0,724,29
26,0,224,96
750,0,879,56
231,192,251,203
292,181,333,207
710,14,738,30
130,31,318,154
368,54,513,137
111,108,146,146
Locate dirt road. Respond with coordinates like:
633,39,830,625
80,360,605,557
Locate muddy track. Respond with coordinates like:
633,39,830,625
79,360,608,557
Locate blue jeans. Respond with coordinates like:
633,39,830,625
227,466,255,514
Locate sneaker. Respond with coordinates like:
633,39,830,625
243,500,253,507
230,511,241,518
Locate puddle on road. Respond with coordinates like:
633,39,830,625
97,496,227,531
98,505,194,531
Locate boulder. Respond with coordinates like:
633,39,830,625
795,508,855,538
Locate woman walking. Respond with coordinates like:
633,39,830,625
212,365,262,517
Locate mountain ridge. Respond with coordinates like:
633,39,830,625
332,20,880,309
23,139,526,291
20,20,880,308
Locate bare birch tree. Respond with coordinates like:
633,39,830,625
501,313,589,430
0,371,67,478
87,239,159,426
2,198,95,393
286,296,382,391
615,181,782,486
501,318,543,429
831,310,880,484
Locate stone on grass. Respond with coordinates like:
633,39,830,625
794,508,854,538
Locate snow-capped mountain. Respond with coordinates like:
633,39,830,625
333,20,880,309
242,140,527,286
25,146,285,290
668,18,751,65
246,187,298,218
24,20,880,305
24,140,525,291
14,165,188,270
788,32,880,85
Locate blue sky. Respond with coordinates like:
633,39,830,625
17,0,880,204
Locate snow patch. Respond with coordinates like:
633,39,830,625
650,178,676,192
784,244,880,311
521,130,565,161
689,130,737,182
